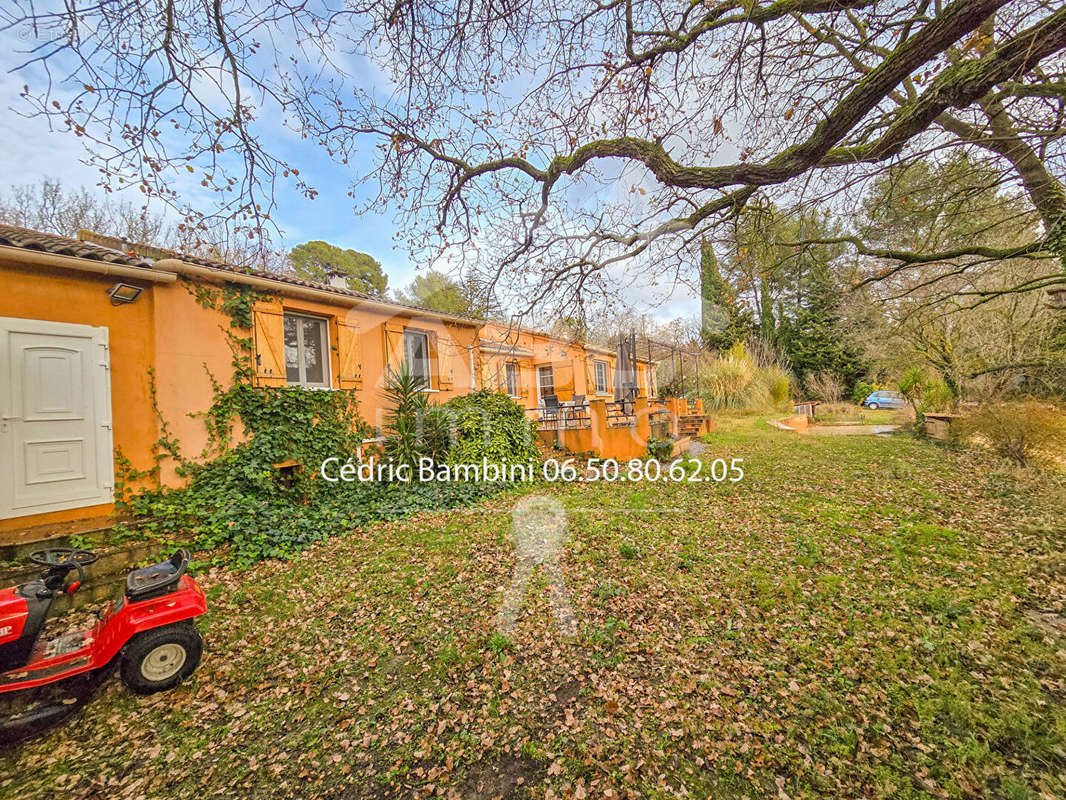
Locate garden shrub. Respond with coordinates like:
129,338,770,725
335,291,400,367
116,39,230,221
127,384,511,565
126,385,380,564
921,379,956,414
764,366,793,412
443,389,539,465
702,341,793,412
851,380,875,404
704,342,757,409
895,369,958,431
647,437,674,461
957,400,1066,468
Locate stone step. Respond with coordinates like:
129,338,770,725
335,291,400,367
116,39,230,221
0,514,118,562
1,540,161,616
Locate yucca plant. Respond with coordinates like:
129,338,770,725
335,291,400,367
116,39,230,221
382,362,430,470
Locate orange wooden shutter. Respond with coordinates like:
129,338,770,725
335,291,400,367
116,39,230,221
584,357,594,394
253,305,286,387
554,361,575,400
336,320,362,389
383,322,405,377
436,335,454,389
518,363,530,398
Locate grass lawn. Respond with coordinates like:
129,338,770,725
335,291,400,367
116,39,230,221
812,403,904,426
3,421,1065,799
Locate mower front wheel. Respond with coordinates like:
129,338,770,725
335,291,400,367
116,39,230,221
120,622,202,695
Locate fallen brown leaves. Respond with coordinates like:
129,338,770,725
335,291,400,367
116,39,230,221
2,429,1064,799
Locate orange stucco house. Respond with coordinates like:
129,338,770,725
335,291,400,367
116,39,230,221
0,225,656,534
478,322,655,407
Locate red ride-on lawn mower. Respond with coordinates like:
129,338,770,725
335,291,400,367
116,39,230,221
0,548,206,743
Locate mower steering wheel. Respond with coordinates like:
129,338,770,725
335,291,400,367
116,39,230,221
28,548,99,586
29,547,99,568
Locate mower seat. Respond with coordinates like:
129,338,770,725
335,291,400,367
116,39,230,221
125,550,189,602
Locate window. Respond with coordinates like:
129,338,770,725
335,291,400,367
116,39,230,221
403,329,432,386
284,313,329,388
505,362,519,396
594,360,609,394
537,365,554,400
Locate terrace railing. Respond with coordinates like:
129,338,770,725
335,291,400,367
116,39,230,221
530,401,591,431
604,399,637,428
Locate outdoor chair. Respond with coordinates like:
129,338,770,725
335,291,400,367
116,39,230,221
561,394,587,428
541,394,561,428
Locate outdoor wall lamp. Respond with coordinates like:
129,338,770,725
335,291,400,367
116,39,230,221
107,282,144,305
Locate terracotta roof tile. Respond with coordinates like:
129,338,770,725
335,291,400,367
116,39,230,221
73,231,497,324
0,225,655,358
0,224,150,267
0,224,483,322
76,229,377,301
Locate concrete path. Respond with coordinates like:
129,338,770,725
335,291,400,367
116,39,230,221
808,424,900,436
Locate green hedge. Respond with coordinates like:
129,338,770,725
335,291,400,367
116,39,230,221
443,389,540,465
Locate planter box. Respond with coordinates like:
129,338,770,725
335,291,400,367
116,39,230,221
924,413,965,441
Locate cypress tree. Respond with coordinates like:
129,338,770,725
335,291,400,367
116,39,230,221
700,239,754,351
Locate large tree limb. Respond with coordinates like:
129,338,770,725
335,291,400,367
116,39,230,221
407,0,1063,232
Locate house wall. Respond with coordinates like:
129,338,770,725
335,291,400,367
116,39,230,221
249,296,480,433
154,290,484,475
0,260,485,528
151,281,236,484
340,303,480,432
0,253,657,529
478,322,653,408
0,260,160,531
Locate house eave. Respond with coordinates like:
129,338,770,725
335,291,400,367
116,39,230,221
153,258,484,327
0,244,179,284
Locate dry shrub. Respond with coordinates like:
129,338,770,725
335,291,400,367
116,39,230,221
815,401,861,423
804,371,844,403
957,400,1066,468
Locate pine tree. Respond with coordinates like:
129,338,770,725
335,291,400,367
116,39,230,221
778,263,865,388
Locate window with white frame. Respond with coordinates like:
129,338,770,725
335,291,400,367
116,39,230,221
403,329,432,386
594,360,609,394
284,313,330,388
505,362,519,396
537,365,554,400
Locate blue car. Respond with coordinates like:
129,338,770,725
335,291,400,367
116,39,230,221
861,390,907,410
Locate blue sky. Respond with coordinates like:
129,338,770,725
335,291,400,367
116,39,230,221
0,25,699,322
0,55,421,295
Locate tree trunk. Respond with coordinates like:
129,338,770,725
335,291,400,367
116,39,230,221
978,95,1066,272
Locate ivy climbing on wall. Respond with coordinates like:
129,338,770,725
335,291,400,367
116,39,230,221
119,278,511,565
